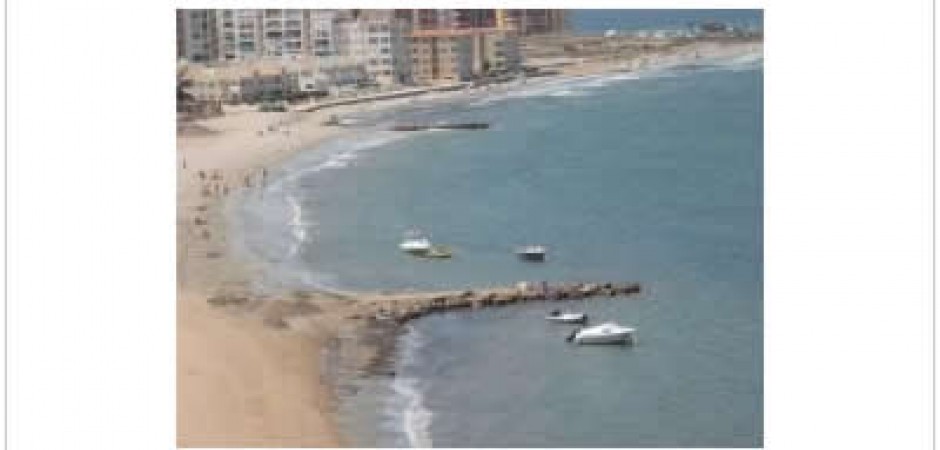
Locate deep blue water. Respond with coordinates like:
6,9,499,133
235,55,763,447
570,9,763,34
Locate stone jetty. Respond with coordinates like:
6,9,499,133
354,281,642,325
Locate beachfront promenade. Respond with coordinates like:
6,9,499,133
297,83,469,113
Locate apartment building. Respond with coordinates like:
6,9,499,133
410,30,473,84
309,9,340,57
503,10,568,35
456,9,498,29
336,16,412,85
179,9,542,87
260,9,306,57
177,10,219,62
217,9,264,60
398,9,458,31
472,29,521,75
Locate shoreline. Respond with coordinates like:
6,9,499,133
177,38,761,447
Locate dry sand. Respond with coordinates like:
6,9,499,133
176,39,762,448
177,107,353,447
177,295,342,447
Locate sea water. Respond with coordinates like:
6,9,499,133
233,53,763,447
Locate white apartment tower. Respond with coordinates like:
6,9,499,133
177,10,218,62
178,9,415,85
217,9,263,60
336,15,412,85
261,9,306,57
308,10,340,57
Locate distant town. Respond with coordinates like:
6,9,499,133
177,9,760,117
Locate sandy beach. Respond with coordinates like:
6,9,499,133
176,38,761,447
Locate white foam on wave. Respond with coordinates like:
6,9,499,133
468,72,642,105
270,132,407,188
390,325,433,448
285,194,307,257
548,89,588,98
721,52,764,71
316,158,350,170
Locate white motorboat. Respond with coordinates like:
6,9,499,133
545,309,588,324
566,322,636,345
399,230,432,254
515,245,547,262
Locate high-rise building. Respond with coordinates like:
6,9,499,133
217,9,264,60
410,30,473,84
177,10,219,62
504,9,568,35
456,9,497,29
178,9,540,87
471,29,521,75
336,15,412,85
260,9,306,57
308,10,340,57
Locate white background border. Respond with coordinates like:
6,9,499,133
4,0,934,449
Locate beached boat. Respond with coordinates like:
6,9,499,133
566,323,636,345
546,310,588,324
399,230,432,254
515,245,547,262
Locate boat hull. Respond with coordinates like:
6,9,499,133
546,313,587,324
518,254,545,262
571,324,636,345
574,332,634,345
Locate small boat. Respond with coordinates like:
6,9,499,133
515,245,547,262
566,323,636,345
419,245,453,259
399,230,432,254
545,309,588,324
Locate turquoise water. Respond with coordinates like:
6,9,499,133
235,56,762,447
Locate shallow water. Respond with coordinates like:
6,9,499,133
234,56,763,447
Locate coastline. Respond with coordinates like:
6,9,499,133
176,38,762,447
